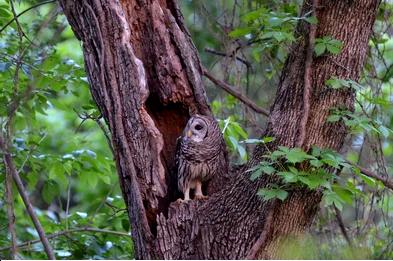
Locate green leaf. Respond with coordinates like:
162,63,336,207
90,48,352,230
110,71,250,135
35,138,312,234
262,136,275,143
268,17,284,27
42,180,60,204
237,145,247,161
271,150,286,159
0,6,11,18
378,125,392,138
333,185,354,204
305,15,318,24
326,114,341,122
49,161,64,180
242,8,267,22
231,122,248,139
325,77,345,89
286,148,308,164
314,43,326,56
326,43,341,54
257,188,288,201
358,173,377,188
250,167,264,181
323,190,344,211
278,171,298,183
229,27,253,37
260,165,276,175
228,136,239,150
310,159,323,168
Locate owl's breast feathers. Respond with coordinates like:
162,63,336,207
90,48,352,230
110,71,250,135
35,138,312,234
176,117,228,195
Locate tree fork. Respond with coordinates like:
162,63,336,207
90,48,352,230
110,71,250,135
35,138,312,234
59,0,378,259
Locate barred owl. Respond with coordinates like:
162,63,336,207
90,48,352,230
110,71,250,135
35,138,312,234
176,114,228,201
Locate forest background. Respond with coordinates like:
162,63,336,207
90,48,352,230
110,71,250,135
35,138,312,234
0,0,392,259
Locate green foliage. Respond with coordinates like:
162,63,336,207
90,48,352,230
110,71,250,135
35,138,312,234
314,36,343,56
218,116,248,162
0,0,392,259
0,1,131,259
247,144,385,211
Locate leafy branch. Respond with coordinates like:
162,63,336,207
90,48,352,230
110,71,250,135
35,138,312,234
246,141,393,210
0,227,130,252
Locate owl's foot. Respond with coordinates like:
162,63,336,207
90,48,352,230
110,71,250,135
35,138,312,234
194,194,208,200
176,198,190,204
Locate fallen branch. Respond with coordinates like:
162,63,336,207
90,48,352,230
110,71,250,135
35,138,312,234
202,68,269,116
0,227,130,252
0,135,55,259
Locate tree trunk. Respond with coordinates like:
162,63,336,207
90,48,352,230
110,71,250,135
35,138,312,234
59,0,378,259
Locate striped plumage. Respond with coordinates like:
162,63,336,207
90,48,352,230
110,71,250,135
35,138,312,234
176,115,227,200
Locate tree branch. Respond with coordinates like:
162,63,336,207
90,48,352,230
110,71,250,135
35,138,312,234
0,135,56,259
0,227,130,252
204,47,252,68
334,205,353,247
202,68,269,116
4,166,17,259
0,0,57,34
351,162,393,190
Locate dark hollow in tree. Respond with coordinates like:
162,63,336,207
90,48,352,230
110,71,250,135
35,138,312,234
59,0,378,259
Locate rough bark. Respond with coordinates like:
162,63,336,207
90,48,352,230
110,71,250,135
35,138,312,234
59,0,378,259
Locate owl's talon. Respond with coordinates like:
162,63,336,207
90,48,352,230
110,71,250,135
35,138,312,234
176,198,189,204
195,195,208,200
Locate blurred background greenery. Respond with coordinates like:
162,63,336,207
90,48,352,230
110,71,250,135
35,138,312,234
0,0,392,259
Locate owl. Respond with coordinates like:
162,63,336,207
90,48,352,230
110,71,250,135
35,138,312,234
175,114,228,201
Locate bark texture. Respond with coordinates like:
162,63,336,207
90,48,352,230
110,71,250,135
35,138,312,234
59,0,378,259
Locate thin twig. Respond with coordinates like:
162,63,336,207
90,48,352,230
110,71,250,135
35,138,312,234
204,47,252,68
17,133,47,174
73,109,114,154
5,165,18,258
0,135,56,259
333,205,353,247
0,0,57,34
297,0,318,148
203,68,269,116
0,227,131,252
65,178,71,231
349,161,393,190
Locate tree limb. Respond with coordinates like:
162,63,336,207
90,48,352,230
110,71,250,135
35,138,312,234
204,47,252,68
351,162,393,190
0,227,130,252
0,135,56,259
333,205,353,247
202,68,269,116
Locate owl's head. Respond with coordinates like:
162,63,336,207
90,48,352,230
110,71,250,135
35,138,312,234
184,115,210,143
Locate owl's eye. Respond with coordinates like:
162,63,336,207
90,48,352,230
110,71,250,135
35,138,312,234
194,124,203,130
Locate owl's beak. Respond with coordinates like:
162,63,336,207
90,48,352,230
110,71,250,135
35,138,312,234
187,130,193,138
